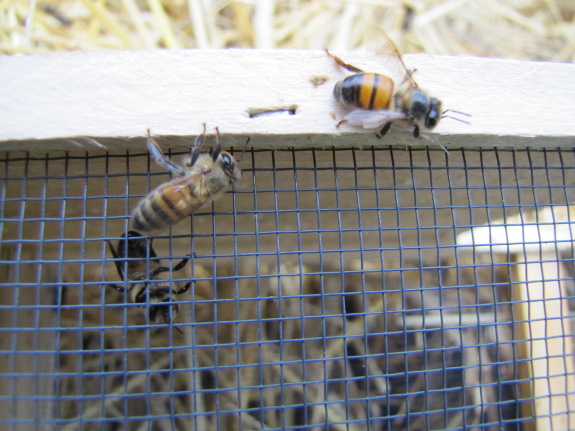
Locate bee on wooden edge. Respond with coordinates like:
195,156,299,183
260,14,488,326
132,124,248,234
106,231,192,332
327,37,470,139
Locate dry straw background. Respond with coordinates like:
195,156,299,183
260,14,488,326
2,1,575,430
1,0,574,61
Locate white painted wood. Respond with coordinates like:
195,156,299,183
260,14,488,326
0,49,574,152
513,253,575,431
456,205,575,254
457,207,575,431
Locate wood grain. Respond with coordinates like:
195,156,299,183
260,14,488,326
1,49,574,152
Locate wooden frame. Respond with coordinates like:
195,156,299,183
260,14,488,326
2,49,575,428
1,49,574,151
457,207,575,430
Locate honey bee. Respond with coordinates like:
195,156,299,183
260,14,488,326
107,231,191,329
132,125,245,234
327,41,469,138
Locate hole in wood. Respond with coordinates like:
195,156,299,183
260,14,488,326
248,106,297,118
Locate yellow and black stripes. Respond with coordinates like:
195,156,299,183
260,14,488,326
130,137,243,234
333,72,394,110
132,183,197,233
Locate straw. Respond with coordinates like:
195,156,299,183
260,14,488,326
0,0,570,60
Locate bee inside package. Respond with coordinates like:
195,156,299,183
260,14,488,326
2,143,575,431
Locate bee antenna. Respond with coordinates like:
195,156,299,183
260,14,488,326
174,326,184,335
441,109,471,125
237,137,251,163
442,109,471,117
442,115,471,125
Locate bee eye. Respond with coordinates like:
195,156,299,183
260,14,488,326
426,98,442,129
410,92,429,118
221,154,232,166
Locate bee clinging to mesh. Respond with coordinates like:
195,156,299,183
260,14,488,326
107,231,191,329
327,37,469,138
132,124,246,234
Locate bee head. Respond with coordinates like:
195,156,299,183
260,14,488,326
405,89,442,132
138,284,179,324
148,299,180,325
405,90,428,120
125,230,143,240
218,151,242,184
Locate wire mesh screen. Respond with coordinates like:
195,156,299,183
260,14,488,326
1,145,575,430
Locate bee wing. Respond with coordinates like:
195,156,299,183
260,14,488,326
166,170,212,214
147,130,185,175
371,30,418,86
344,109,408,129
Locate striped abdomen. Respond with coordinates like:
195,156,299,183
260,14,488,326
132,177,204,234
333,73,394,110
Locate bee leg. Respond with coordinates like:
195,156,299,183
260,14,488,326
175,281,193,295
336,119,347,129
172,256,191,272
146,129,185,175
106,240,126,280
107,283,129,294
190,123,207,166
325,50,364,73
215,126,222,149
413,125,420,138
195,123,207,148
376,122,392,139
134,283,152,303
150,267,168,279
150,255,191,277
211,126,222,161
